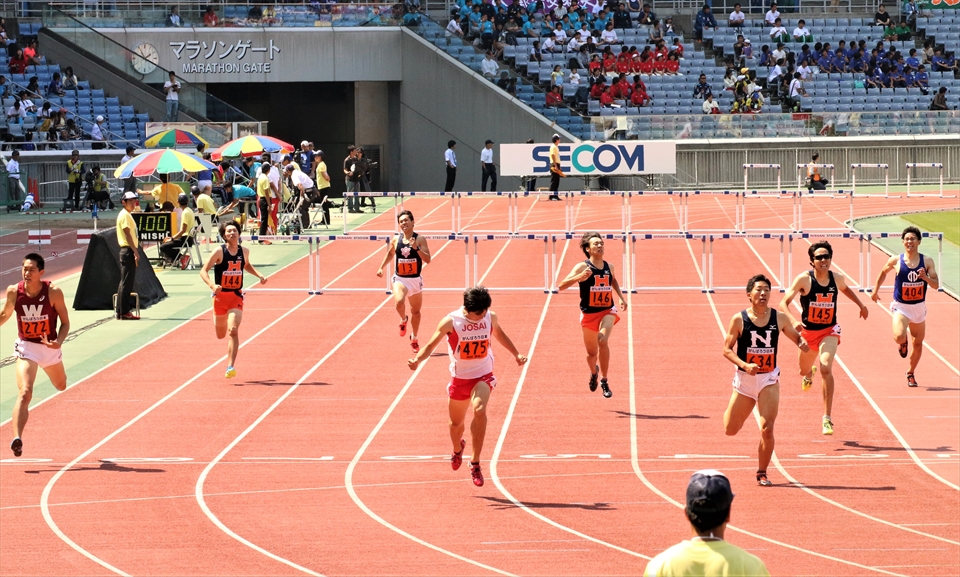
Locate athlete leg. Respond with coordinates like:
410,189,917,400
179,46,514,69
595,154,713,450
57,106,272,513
581,327,600,376
392,282,408,321
42,362,67,392
597,314,617,379
13,359,39,438
468,381,492,463
797,345,818,380
226,309,243,367
448,397,470,453
818,336,839,417
892,312,909,346
755,383,780,473
908,320,925,374
723,390,756,436
214,309,228,339
408,291,423,339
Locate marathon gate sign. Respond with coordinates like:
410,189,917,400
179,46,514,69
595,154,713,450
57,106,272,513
500,141,676,177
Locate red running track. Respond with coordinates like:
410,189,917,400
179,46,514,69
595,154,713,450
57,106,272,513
0,196,957,576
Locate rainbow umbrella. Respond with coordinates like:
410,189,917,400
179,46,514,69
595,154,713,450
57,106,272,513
143,129,209,149
114,149,217,178
211,134,294,160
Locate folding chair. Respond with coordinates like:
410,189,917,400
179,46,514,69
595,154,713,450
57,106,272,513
172,224,203,270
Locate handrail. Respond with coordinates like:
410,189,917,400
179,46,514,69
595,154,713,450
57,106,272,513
41,5,258,123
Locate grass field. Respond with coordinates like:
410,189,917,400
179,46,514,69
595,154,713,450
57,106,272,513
902,210,960,246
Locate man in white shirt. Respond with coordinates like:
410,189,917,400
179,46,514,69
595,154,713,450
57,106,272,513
120,144,138,193
444,140,457,192
769,20,787,41
5,150,21,201
765,3,780,26
792,19,812,42
446,14,463,37
542,33,557,53
283,164,317,230
788,72,806,98
772,43,787,64
728,3,745,28
481,51,499,79
568,35,583,52
90,115,105,149
768,61,783,84
553,24,567,44
480,139,497,192
163,71,180,121
797,62,812,80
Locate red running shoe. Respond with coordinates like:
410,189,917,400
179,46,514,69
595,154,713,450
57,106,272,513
399,316,408,337
451,439,465,471
410,339,419,353
470,462,484,487
756,470,772,486
906,373,918,387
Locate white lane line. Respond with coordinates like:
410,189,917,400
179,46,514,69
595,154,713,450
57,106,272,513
624,236,909,577
489,235,652,560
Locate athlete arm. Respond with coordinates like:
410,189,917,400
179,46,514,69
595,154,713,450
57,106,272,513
376,238,396,277
778,309,809,352
0,285,16,327
723,313,756,374
491,311,528,365
920,255,939,290
836,272,868,319
609,262,627,310
242,247,267,285
408,316,454,369
779,274,807,329
557,262,590,291
200,249,222,293
42,286,70,349
416,236,432,264
871,255,898,301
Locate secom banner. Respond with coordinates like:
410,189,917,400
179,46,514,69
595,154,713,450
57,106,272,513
499,141,676,176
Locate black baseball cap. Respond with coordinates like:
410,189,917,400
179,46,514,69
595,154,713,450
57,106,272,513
485,139,494,145
686,469,734,513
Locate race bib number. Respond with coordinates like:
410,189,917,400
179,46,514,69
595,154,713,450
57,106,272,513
589,285,613,308
459,339,489,360
221,272,243,290
901,281,924,302
397,258,418,276
21,319,50,339
746,347,775,373
808,301,835,325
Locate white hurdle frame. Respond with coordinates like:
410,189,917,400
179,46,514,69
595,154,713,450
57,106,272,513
743,164,782,194
243,235,316,294
864,232,944,294
631,234,708,293
905,163,947,198
796,163,836,190
632,191,687,234
562,191,630,234
708,233,786,292
787,233,868,291
553,233,629,293
473,234,553,293
794,189,854,233
850,164,890,198
740,190,798,233
342,192,400,235
685,190,744,234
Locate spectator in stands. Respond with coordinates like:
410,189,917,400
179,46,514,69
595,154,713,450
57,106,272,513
693,74,712,99
446,10,464,37
732,34,746,64
496,71,516,95
613,3,632,29
46,72,65,98
817,48,833,72
62,118,81,143
545,84,563,106
769,19,788,43
166,5,184,27
694,5,717,42
541,31,558,53
24,76,41,99
17,90,36,116
599,85,614,107
793,20,813,43
771,42,787,65
849,49,866,73
649,20,664,42
23,38,41,66
831,49,848,73
89,115,105,149
904,48,920,73
62,66,79,92
673,36,684,57
874,4,892,27
767,59,783,85
8,46,28,75
203,6,219,27
932,49,957,73
480,50,499,80
600,22,619,46
0,75,8,99
530,40,543,63
5,98,25,125
921,40,934,65
722,68,736,91
702,93,720,114
611,74,629,99
865,64,884,91
479,14,495,50
0,17,6,43
631,76,651,106
930,87,948,111
664,52,680,74
788,71,806,100
636,3,656,26
729,3,745,29
758,45,772,67
903,0,924,29
590,77,606,99
164,71,181,122
797,59,813,79
764,3,780,26
885,19,910,41
914,64,929,95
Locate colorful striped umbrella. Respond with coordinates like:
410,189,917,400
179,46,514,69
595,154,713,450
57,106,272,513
143,129,209,149
113,149,217,178
211,134,294,160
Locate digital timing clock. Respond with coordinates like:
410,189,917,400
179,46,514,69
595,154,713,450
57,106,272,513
132,42,159,75
132,212,172,242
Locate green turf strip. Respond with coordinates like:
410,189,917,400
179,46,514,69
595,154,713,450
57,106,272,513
902,210,960,247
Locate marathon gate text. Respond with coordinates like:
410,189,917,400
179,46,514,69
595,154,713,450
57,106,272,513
500,141,677,177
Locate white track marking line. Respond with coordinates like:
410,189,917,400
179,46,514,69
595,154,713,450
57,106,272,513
624,237,909,577
728,246,960,543
489,234,652,560
38,243,383,576
1,241,321,428
0,231,76,256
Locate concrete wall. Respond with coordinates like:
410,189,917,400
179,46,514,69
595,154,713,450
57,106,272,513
397,29,575,192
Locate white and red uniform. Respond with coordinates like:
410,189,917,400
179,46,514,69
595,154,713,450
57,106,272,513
13,281,62,368
446,308,496,400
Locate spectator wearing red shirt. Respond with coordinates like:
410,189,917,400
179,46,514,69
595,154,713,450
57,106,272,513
546,85,563,107
599,87,614,107
610,77,627,100
665,53,680,74
588,54,602,75
590,79,607,99
8,47,29,75
23,39,41,65
638,58,654,75
602,54,617,72
203,6,219,26
616,59,631,74
631,84,650,107
672,38,684,57
652,56,669,75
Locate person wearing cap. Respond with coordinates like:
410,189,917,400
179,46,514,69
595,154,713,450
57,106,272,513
722,274,807,486
297,140,315,177
644,470,769,576
194,182,218,215
547,134,562,201
159,193,196,267
90,115,105,150
747,85,764,112
284,163,316,230
83,165,113,210
480,139,497,192
116,191,141,320
65,150,84,210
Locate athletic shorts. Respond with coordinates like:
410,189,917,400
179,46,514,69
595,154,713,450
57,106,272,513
214,291,244,316
447,372,497,401
802,324,841,350
392,275,423,296
732,367,780,401
14,338,63,369
198,179,213,191
580,306,620,332
890,301,927,325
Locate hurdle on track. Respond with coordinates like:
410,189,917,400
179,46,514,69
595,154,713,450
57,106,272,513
708,233,786,292
850,164,890,198
473,234,553,293
740,190,797,233
905,163,950,198
461,191,520,234
787,233,869,291
632,191,687,234
243,235,318,294
551,233,629,293
794,189,854,233
796,163,835,191
562,190,630,234
864,232,944,294
342,192,400,235
743,164,782,194
630,234,708,292
684,190,744,233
